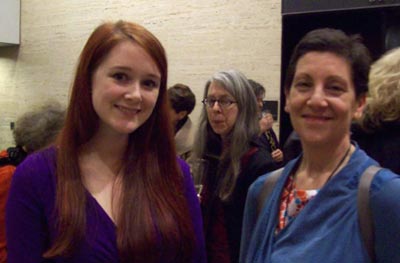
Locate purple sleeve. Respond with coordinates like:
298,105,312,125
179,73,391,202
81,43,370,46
178,158,207,263
6,154,52,263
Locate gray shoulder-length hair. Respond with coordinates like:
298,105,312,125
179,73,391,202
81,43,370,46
192,69,260,201
13,101,66,153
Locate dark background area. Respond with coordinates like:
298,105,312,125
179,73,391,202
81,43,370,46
262,100,279,120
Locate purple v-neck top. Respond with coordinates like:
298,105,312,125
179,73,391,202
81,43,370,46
6,147,206,263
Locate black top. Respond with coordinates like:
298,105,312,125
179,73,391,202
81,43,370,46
0,146,27,167
351,121,400,174
200,134,279,263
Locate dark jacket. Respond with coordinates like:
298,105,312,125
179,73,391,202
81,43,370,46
282,131,302,165
259,129,279,154
200,137,278,263
351,121,400,174
259,129,284,168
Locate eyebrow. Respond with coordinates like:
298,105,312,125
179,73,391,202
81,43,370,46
110,66,161,79
207,95,234,100
293,72,310,78
326,75,348,84
293,73,347,84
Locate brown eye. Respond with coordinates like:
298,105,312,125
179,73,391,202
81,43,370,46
294,81,311,91
142,79,159,89
112,73,129,82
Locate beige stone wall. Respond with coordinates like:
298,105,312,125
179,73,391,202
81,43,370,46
0,0,282,149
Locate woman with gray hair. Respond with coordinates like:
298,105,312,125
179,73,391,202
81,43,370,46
0,101,65,262
192,70,278,263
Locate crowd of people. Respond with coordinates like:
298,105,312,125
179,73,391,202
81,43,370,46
1,20,400,263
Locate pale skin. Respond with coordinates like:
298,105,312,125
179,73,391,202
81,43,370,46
206,81,239,143
78,40,161,223
168,106,188,128
285,51,365,190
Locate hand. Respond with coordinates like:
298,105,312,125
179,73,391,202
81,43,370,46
259,113,274,133
271,149,283,163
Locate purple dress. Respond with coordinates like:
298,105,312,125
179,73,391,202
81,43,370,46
6,147,206,263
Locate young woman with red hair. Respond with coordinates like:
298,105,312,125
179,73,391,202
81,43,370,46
6,20,206,263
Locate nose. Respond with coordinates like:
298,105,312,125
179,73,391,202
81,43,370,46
307,85,328,108
124,81,142,102
257,98,263,109
210,101,222,112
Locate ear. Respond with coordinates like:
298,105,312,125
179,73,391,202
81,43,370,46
353,94,366,120
284,89,291,113
177,110,188,120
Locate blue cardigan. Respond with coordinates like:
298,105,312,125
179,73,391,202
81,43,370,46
240,145,400,263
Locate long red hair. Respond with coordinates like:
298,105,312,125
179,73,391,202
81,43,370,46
45,21,195,262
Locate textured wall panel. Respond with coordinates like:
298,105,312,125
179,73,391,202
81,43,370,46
0,0,282,148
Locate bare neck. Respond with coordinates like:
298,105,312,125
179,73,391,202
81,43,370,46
80,131,128,179
296,140,353,189
78,132,128,224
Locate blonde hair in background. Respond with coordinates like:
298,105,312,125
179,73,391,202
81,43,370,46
360,47,400,130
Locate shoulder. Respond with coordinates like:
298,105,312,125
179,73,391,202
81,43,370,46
249,166,286,193
15,147,56,178
177,157,195,189
248,173,270,198
369,168,400,256
370,168,400,202
0,165,16,183
0,149,8,158
11,147,57,199
243,143,278,175
177,157,191,177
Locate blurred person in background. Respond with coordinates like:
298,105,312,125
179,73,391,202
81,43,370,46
248,79,284,166
167,83,196,161
352,46,400,174
0,101,65,263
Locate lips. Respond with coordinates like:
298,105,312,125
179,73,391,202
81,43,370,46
210,119,224,125
116,105,141,115
302,114,332,123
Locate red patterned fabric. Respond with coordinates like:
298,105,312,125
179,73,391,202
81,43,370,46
0,150,16,262
276,175,318,233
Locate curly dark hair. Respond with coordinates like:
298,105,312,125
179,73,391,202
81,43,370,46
13,101,66,153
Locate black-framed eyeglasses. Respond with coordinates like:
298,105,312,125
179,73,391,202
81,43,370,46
202,98,237,109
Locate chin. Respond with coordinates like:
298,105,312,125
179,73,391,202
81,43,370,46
302,135,329,145
114,123,142,135
213,129,225,136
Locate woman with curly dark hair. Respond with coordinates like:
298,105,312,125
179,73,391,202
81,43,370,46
0,101,65,262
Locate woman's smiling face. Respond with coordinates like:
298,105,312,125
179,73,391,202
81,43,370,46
285,51,366,147
91,40,161,137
